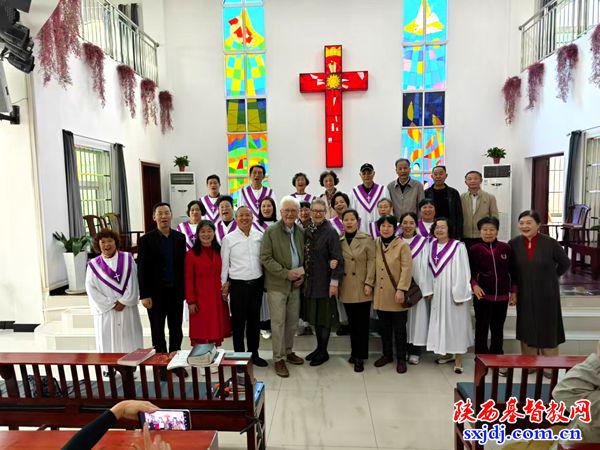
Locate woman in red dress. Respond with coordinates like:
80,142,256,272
184,220,231,346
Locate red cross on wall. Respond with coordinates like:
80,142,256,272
299,45,368,168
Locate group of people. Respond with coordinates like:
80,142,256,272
85,159,571,379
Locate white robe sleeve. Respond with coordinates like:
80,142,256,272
119,258,140,307
85,267,116,314
220,235,232,285
418,249,434,297
237,187,247,208
451,243,472,303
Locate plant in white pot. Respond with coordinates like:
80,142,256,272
53,232,92,294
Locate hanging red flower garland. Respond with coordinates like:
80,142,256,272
140,78,158,126
83,43,106,106
36,0,81,87
556,43,579,102
159,91,174,134
590,24,600,89
526,62,545,110
117,64,137,118
502,76,521,125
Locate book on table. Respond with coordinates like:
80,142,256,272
166,346,225,371
117,348,156,367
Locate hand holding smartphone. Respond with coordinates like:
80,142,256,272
139,409,191,431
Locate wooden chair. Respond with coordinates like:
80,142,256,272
541,204,590,247
104,213,143,254
82,215,107,240
570,227,600,279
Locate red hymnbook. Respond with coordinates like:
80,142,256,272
117,348,156,366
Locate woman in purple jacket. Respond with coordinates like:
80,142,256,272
468,217,516,356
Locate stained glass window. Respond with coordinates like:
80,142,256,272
223,0,268,205
402,0,447,188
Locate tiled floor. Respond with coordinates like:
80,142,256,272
0,330,464,449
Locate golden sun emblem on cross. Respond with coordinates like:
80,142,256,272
326,73,342,90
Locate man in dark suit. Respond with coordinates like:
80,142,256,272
138,202,187,370
424,165,464,239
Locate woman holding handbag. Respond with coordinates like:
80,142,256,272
373,215,413,374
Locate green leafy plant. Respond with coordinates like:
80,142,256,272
173,155,189,167
53,232,91,257
484,147,507,159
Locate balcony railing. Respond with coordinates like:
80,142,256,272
520,0,600,71
80,0,159,83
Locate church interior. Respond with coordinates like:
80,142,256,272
1,0,600,448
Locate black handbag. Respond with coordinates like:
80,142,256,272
379,241,423,308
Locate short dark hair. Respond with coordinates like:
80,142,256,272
299,201,311,209
258,196,278,222
93,228,120,253
477,216,500,231
249,164,266,176
152,202,171,215
430,217,451,237
342,209,360,222
432,165,447,173
395,158,411,167
186,200,206,217
319,170,339,187
292,172,310,187
331,191,350,208
377,198,393,207
518,210,542,224
216,195,234,208
206,174,221,184
399,212,419,226
192,220,221,255
465,170,483,179
418,198,435,209
377,214,398,230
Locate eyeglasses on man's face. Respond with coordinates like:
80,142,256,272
281,208,298,215
311,209,326,215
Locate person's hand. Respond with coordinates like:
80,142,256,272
141,298,152,309
113,301,126,312
473,285,485,300
293,276,304,288
133,423,172,450
329,285,338,298
188,303,199,315
363,285,373,296
222,282,229,297
329,260,338,270
110,400,159,421
395,290,405,304
509,293,517,306
287,270,300,281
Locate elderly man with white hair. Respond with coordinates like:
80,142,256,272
260,195,306,377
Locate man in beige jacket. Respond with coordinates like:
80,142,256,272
460,170,499,248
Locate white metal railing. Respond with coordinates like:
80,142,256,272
520,0,600,70
80,0,159,83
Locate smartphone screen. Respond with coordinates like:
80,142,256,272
139,409,191,431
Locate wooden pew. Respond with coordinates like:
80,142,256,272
0,353,266,450
454,354,587,450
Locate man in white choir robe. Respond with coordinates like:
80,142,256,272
238,164,276,221
200,174,222,224
86,229,143,353
215,195,238,244
350,163,390,233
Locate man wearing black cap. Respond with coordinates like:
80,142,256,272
350,163,390,233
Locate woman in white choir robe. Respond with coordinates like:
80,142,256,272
86,229,143,353
426,218,474,374
177,200,205,251
399,212,433,365
329,191,350,236
254,196,277,339
290,172,316,204
417,198,436,240
215,195,238,244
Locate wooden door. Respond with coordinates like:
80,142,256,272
141,162,161,232
532,156,550,225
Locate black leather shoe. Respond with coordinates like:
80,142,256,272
348,356,356,364
306,349,320,361
252,356,268,367
309,352,329,366
396,361,407,374
354,360,364,373
374,356,393,368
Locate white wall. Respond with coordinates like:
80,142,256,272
160,0,534,217
34,50,165,288
0,65,45,324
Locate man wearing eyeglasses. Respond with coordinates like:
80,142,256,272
260,196,306,377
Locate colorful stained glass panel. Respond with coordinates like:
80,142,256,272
402,128,423,174
422,127,445,173
227,134,247,176
403,0,447,43
403,92,423,127
245,7,265,51
425,44,446,89
223,7,244,52
424,92,445,126
228,177,246,208
247,98,267,131
246,54,266,96
403,46,423,90
227,99,246,132
248,133,268,173
427,0,447,42
225,54,245,97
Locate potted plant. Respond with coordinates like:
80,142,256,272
484,147,507,164
53,232,92,294
174,155,189,172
